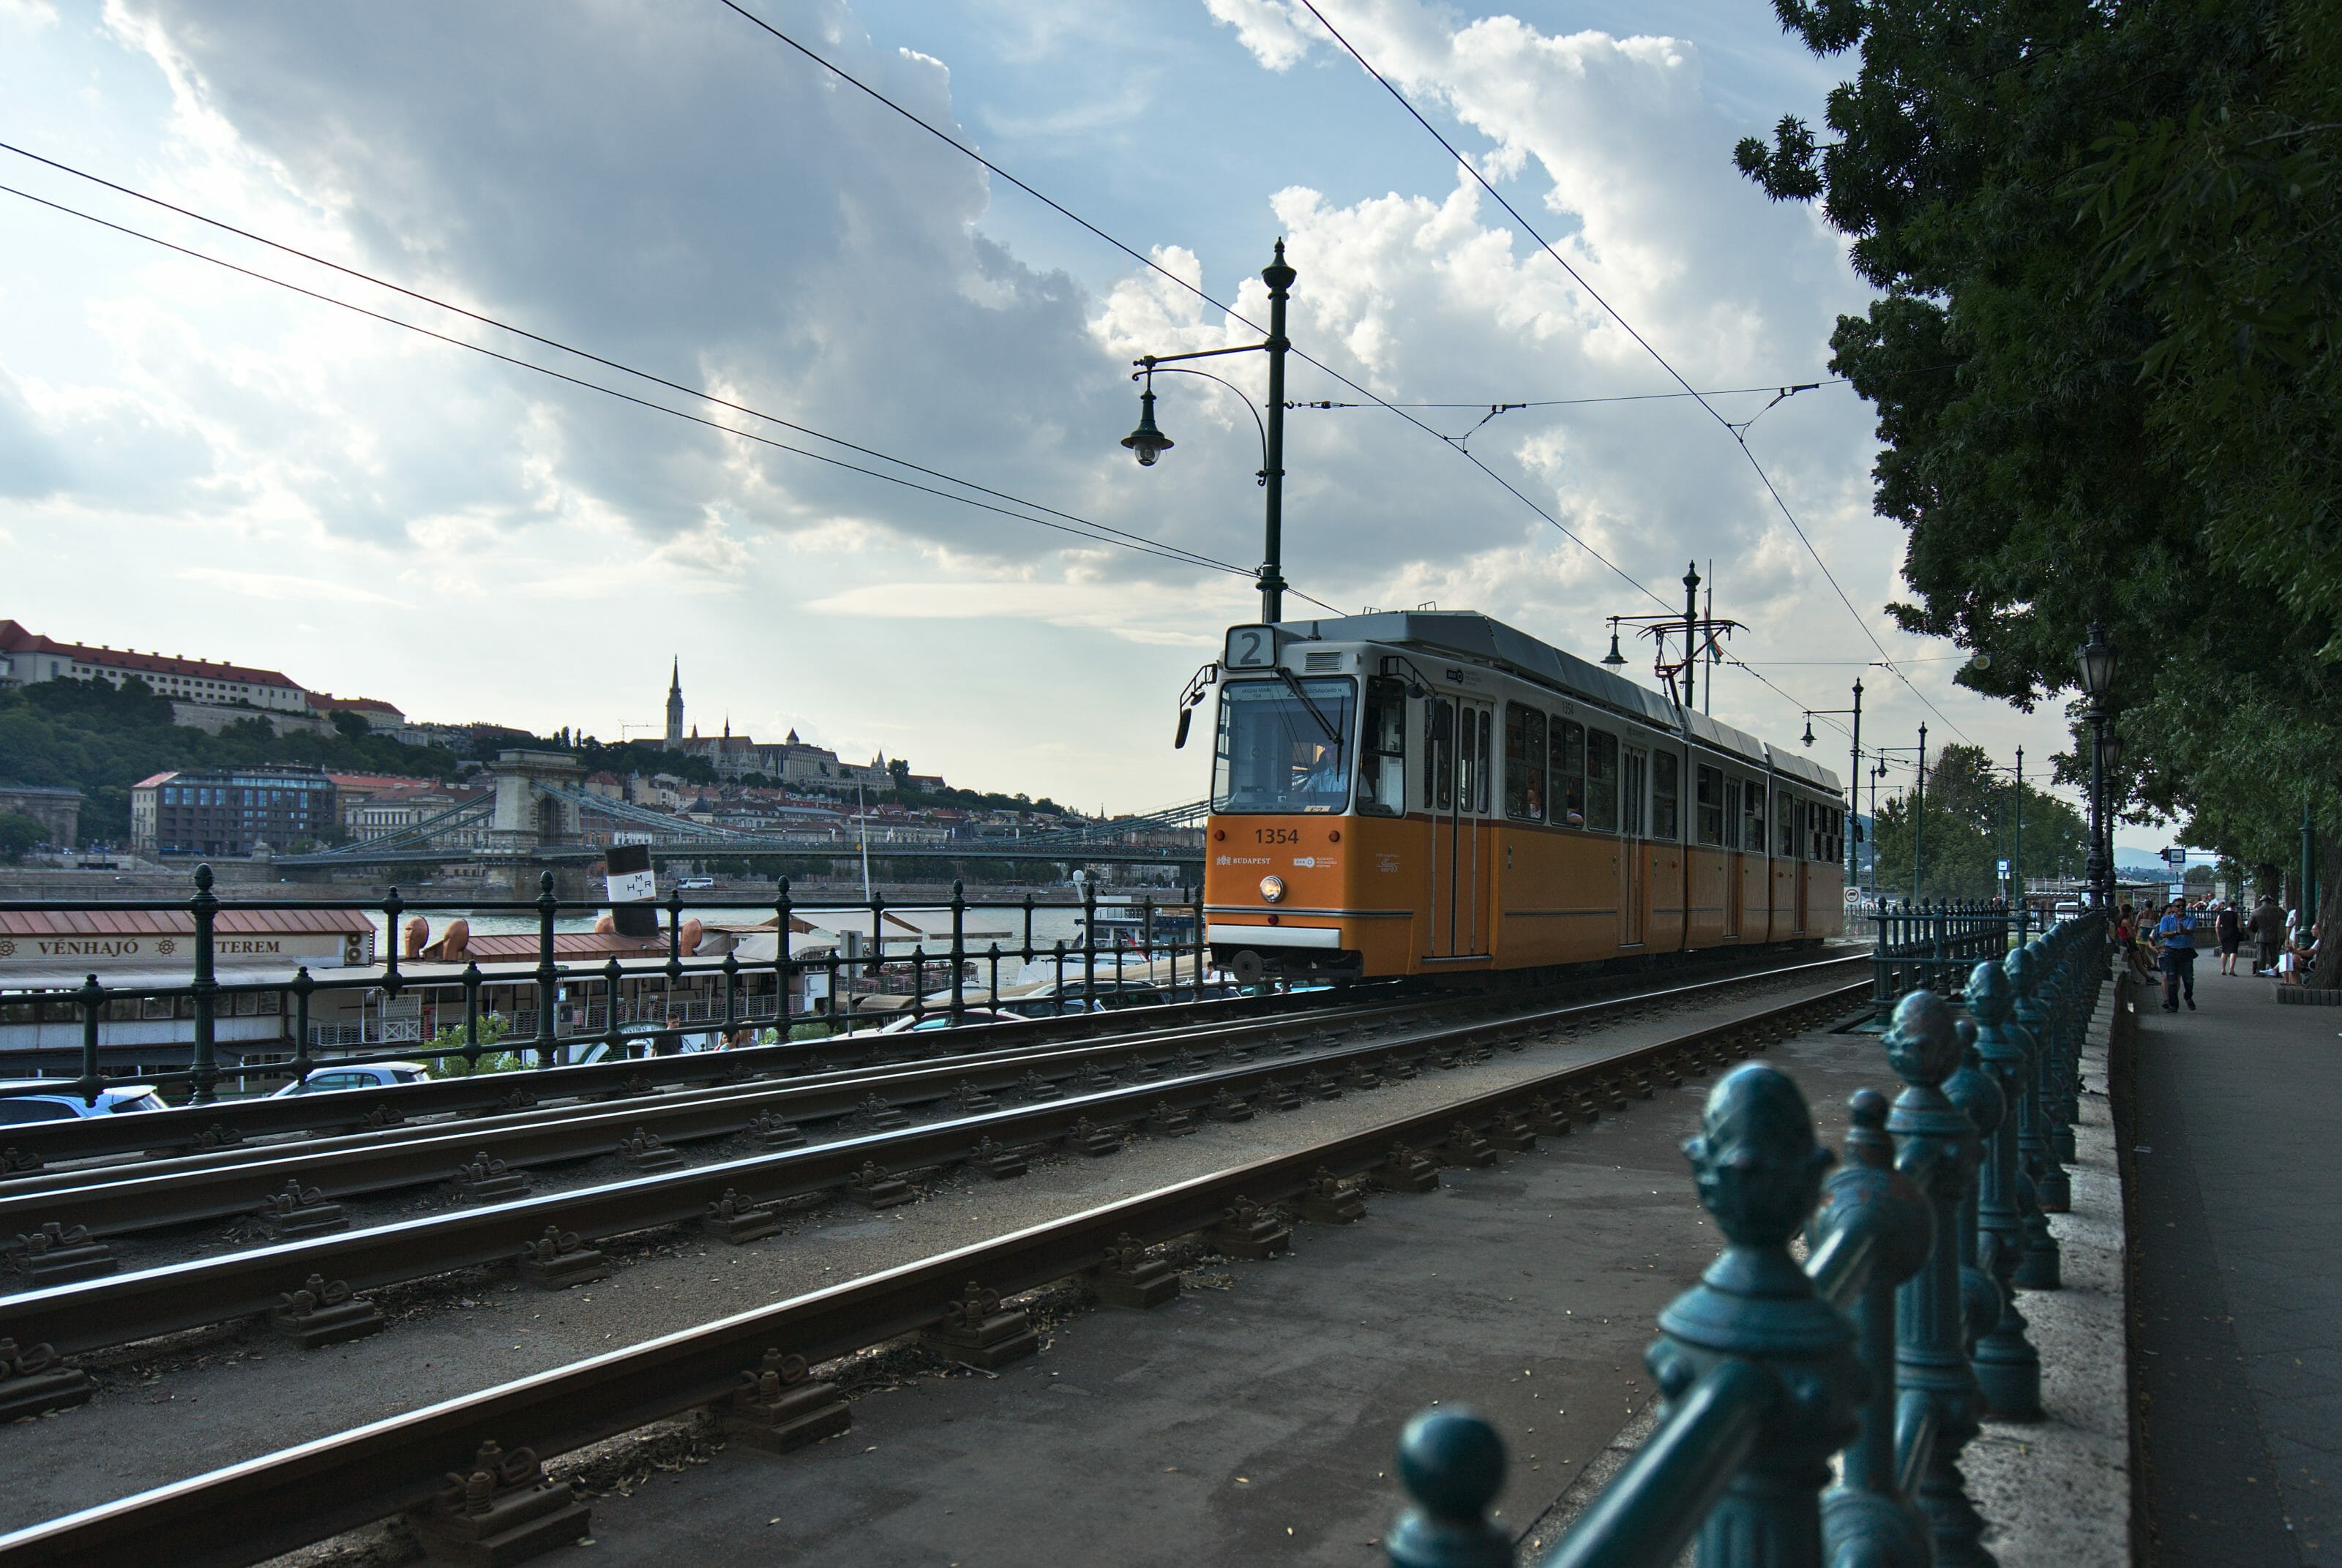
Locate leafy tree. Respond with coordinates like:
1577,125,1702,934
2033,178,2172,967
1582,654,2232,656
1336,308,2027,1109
1866,743,2087,900
0,675,461,844
0,812,48,863
329,709,371,740
1737,0,2341,973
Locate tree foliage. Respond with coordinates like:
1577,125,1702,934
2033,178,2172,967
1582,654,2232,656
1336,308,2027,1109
1737,0,2341,958
0,678,460,846
1866,743,2087,900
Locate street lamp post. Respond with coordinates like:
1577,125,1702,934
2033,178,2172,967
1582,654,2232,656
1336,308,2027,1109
1123,241,1295,624
2076,622,2117,909
1800,679,1863,887
1914,723,1928,902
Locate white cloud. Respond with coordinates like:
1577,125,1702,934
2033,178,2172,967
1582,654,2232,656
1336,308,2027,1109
176,566,405,605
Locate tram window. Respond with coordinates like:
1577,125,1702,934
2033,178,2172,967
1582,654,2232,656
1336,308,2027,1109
1777,789,1797,857
1740,780,1767,852
1210,677,1358,814
1358,678,1407,817
1550,717,1586,826
1424,698,1455,812
1652,752,1680,840
1696,765,1724,846
1504,703,1546,822
1585,730,1620,833
1466,708,1492,814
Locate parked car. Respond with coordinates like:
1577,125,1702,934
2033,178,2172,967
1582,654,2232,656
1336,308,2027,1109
875,1008,1023,1035
267,1062,430,1096
0,1081,170,1123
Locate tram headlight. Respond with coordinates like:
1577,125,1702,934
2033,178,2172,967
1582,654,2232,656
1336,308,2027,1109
1259,875,1286,904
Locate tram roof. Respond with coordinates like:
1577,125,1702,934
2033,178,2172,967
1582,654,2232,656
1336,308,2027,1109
1274,609,1841,795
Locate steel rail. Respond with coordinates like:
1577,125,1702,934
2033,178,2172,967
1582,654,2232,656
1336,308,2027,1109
0,946,1840,1167
0,972,1866,1359
0,978,1866,1568
0,956,1866,1242
0,983,1324,1166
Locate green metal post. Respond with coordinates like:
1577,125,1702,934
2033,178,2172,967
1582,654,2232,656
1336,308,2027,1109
189,863,218,1104
1882,990,1991,1567
1259,241,1294,624
1964,962,2043,1419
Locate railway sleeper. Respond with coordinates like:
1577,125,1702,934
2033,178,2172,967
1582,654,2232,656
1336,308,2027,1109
701,1190,782,1245
719,1350,850,1453
1064,1119,1122,1158
0,1335,94,1420
4,1221,115,1286
1090,1234,1181,1308
1205,1196,1290,1261
1298,1168,1367,1226
1143,1101,1197,1138
517,1228,610,1290
748,1113,805,1152
1439,1122,1499,1170
921,1280,1038,1370
257,1181,350,1242
454,1152,531,1203
268,1273,386,1349
411,1440,591,1568
970,1138,1029,1180
847,1161,914,1208
1377,1141,1433,1193
617,1129,684,1174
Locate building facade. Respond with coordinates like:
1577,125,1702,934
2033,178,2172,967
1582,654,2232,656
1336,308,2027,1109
0,784,84,847
131,767,337,858
0,620,307,712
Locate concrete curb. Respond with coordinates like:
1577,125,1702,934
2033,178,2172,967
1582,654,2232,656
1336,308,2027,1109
1964,972,2135,1565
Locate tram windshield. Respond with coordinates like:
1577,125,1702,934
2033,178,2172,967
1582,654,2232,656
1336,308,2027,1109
1211,677,1357,814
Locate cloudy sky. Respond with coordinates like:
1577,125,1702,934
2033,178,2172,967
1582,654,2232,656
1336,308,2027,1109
1,0,2136,839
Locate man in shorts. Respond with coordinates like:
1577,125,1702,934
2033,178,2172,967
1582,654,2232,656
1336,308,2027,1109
2156,896,2198,1011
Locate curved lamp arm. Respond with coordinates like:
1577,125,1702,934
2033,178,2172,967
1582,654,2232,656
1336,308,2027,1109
1132,363,1271,483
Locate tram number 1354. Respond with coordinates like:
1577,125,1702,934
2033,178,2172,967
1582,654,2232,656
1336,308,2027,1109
1251,827,1301,844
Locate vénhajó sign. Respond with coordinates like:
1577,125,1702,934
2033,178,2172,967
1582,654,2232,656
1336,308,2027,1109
0,929,373,970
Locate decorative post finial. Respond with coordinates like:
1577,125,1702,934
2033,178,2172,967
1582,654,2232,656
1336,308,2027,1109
1386,1407,1509,1568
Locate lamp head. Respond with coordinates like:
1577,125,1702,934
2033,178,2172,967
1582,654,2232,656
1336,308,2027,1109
1801,718,1815,747
2076,620,2115,699
2103,729,2125,773
1121,386,1173,468
1601,626,1626,667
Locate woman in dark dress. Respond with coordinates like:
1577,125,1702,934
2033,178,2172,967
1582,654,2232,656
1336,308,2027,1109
2215,901,2244,975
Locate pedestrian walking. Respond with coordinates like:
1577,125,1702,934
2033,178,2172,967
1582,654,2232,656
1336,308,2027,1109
2156,896,2199,1011
2250,893,2286,975
2215,901,2243,975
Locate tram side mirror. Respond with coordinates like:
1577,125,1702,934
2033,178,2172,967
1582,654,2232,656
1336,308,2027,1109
1174,708,1193,749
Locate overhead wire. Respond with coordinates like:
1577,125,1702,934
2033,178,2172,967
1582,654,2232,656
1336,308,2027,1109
1291,0,1978,746
0,178,1260,580
0,143,1294,589
714,0,1678,617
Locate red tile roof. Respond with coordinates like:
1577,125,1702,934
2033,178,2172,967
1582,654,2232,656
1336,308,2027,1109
306,693,404,715
0,907,377,939
0,620,301,690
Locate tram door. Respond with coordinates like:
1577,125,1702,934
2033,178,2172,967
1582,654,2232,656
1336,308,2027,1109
1620,748,1648,946
1792,800,1809,936
1426,697,1492,958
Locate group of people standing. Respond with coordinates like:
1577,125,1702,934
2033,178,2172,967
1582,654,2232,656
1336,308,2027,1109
2114,892,2325,1013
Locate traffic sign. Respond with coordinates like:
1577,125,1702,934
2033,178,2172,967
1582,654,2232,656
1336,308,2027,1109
1997,858,2010,877
2161,847,2188,866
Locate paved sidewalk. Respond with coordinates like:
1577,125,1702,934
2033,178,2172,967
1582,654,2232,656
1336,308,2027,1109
2130,962,2342,1565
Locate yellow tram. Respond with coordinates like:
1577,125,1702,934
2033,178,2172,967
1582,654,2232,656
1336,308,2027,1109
1193,613,1846,983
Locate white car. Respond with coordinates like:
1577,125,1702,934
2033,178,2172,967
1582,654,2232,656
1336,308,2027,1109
0,1081,170,1123
268,1062,430,1096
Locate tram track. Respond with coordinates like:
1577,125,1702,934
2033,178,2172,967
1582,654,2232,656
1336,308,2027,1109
0,957,1863,1361
0,955,1863,1248
0,945,1833,1172
0,969,1869,1568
